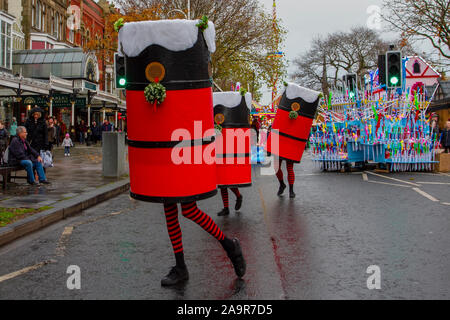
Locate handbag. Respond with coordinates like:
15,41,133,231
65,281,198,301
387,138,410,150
40,150,54,168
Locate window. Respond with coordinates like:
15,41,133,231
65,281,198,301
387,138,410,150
42,5,46,32
36,1,41,30
0,19,12,69
51,9,54,35
59,15,63,41
54,13,59,39
413,61,421,74
32,0,35,27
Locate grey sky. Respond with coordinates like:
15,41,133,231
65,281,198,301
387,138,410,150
257,0,387,103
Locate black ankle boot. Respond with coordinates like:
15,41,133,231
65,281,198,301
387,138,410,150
161,265,189,286
223,238,246,278
289,185,296,198
277,181,286,196
235,195,243,211
218,207,230,216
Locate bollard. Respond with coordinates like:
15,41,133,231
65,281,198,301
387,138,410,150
102,132,126,177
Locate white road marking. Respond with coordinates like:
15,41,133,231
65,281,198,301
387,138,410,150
0,260,55,283
368,181,411,188
365,171,421,187
415,182,450,185
412,188,440,202
441,202,450,206
362,173,369,181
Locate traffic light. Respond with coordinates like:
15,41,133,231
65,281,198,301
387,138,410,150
386,51,402,89
378,54,386,86
343,73,357,99
114,53,126,89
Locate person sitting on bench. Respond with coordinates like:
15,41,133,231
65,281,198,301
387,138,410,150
8,126,50,185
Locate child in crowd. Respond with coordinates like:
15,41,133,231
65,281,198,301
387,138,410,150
62,133,73,157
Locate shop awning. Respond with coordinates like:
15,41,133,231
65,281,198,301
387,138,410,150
12,48,90,81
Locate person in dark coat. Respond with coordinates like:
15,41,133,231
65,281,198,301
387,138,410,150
54,119,61,147
78,120,88,144
8,126,49,185
25,107,48,154
441,120,450,153
90,121,101,145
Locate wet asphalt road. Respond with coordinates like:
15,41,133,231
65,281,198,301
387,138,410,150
0,155,449,299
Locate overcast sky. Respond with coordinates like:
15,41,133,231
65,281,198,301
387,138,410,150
257,0,389,103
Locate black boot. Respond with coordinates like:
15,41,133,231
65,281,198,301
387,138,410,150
289,185,296,198
161,265,189,286
235,195,243,211
277,181,286,196
218,207,230,216
222,238,246,278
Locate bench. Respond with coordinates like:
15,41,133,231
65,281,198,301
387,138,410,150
0,165,27,189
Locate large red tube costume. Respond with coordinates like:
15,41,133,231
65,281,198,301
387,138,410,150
213,92,252,188
267,83,321,163
119,20,217,203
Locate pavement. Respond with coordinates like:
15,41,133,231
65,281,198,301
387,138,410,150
0,145,128,210
0,154,449,299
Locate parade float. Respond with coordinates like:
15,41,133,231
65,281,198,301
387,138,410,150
213,90,253,188
310,81,441,172
118,18,219,203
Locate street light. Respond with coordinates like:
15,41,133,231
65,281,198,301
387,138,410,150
167,9,187,19
167,0,190,19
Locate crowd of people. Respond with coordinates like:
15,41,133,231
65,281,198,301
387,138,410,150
0,105,122,186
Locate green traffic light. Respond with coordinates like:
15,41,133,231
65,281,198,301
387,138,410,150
119,78,126,86
390,76,399,85
349,92,355,98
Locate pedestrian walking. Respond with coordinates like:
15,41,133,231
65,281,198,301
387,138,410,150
78,120,88,144
54,119,61,147
90,121,101,145
47,117,57,151
9,117,17,139
441,120,450,153
62,133,73,156
25,107,48,154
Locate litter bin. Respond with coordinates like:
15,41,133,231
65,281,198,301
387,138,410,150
102,131,126,177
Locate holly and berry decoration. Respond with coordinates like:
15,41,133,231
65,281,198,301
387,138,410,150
144,83,166,105
196,16,209,31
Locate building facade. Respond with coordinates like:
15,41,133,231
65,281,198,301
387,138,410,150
21,0,70,49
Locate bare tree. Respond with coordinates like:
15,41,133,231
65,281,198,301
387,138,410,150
114,0,287,99
291,27,415,94
381,0,450,59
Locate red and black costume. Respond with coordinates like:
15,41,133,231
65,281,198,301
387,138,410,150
120,19,246,286
267,83,321,198
213,92,252,216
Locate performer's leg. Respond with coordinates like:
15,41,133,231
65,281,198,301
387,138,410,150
230,188,243,211
276,159,286,196
181,202,246,277
218,188,230,216
161,203,189,286
287,161,296,198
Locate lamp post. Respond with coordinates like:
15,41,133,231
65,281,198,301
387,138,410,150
187,0,190,20
167,0,190,19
